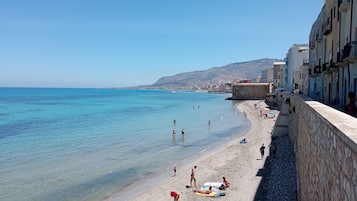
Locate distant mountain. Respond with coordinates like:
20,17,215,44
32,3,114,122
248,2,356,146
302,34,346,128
142,58,278,90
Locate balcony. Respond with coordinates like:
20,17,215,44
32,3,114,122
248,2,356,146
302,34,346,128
343,41,357,63
315,33,322,43
339,0,350,13
303,58,309,66
316,38,322,43
314,66,321,74
328,60,338,70
322,17,332,35
309,42,315,49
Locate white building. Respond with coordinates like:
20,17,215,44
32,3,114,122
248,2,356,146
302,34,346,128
273,61,286,90
285,44,309,92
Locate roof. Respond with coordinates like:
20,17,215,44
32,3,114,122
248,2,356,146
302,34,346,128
234,83,271,86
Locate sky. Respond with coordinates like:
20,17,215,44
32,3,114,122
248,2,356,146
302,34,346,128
0,0,324,88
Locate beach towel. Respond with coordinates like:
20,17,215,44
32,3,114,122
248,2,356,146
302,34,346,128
195,191,226,197
201,182,225,191
195,191,217,197
202,182,224,188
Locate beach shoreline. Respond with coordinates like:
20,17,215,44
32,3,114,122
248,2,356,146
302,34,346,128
107,100,278,201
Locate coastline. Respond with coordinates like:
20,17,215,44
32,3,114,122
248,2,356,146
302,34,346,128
108,100,278,201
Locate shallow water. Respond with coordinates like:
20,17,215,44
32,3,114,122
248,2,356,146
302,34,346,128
0,88,248,201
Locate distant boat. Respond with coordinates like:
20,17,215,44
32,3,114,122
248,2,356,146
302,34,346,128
171,91,177,94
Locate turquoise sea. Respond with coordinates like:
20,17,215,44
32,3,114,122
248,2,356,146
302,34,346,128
0,88,249,201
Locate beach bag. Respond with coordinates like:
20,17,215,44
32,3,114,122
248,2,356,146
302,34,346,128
219,184,225,190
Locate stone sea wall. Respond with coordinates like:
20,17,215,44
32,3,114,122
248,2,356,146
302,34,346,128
285,94,357,201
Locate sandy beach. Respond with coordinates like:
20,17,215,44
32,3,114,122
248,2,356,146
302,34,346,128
112,100,280,201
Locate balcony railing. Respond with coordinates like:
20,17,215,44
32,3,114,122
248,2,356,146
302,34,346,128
303,58,309,66
309,43,315,49
322,17,332,35
328,60,338,70
314,66,321,74
315,33,322,43
342,41,357,63
339,0,351,13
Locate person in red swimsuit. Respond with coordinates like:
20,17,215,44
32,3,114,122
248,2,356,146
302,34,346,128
170,191,180,201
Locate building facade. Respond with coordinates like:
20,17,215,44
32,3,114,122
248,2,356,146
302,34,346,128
261,68,274,83
285,44,309,93
273,61,286,90
309,6,325,100
309,0,357,108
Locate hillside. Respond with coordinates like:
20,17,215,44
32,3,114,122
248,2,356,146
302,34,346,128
144,58,278,90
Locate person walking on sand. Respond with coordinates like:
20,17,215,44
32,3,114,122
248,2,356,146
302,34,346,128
173,166,176,176
190,165,197,187
260,144,266,159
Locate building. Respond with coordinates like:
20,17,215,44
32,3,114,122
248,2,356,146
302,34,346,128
261,68,274,83
338,0,357,108
308,6,324,100
231,83,271,100
309,0,357,108
285,44,309,93
273,61,287,91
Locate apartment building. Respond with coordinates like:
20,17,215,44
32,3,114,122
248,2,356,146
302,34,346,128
309,0,357,107
273,61,286,90
284,44,309,94
309,7,324,100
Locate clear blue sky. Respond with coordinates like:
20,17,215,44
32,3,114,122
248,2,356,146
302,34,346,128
0,0,323,88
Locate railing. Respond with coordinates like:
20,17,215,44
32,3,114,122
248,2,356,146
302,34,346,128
303,58,309,66
342,41,357,60
309,41,315,49
315,33,322,43
339,0,351,13
351,41,357,57
314,66,321,74
322,17,332,35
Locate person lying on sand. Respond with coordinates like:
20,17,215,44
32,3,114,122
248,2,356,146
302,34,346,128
193,186,212,194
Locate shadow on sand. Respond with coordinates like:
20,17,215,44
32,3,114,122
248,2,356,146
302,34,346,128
253,103,298,201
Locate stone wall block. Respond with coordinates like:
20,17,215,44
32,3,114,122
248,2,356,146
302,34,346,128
287,94,357,201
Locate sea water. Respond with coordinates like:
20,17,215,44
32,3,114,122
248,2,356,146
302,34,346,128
0,88,249,201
